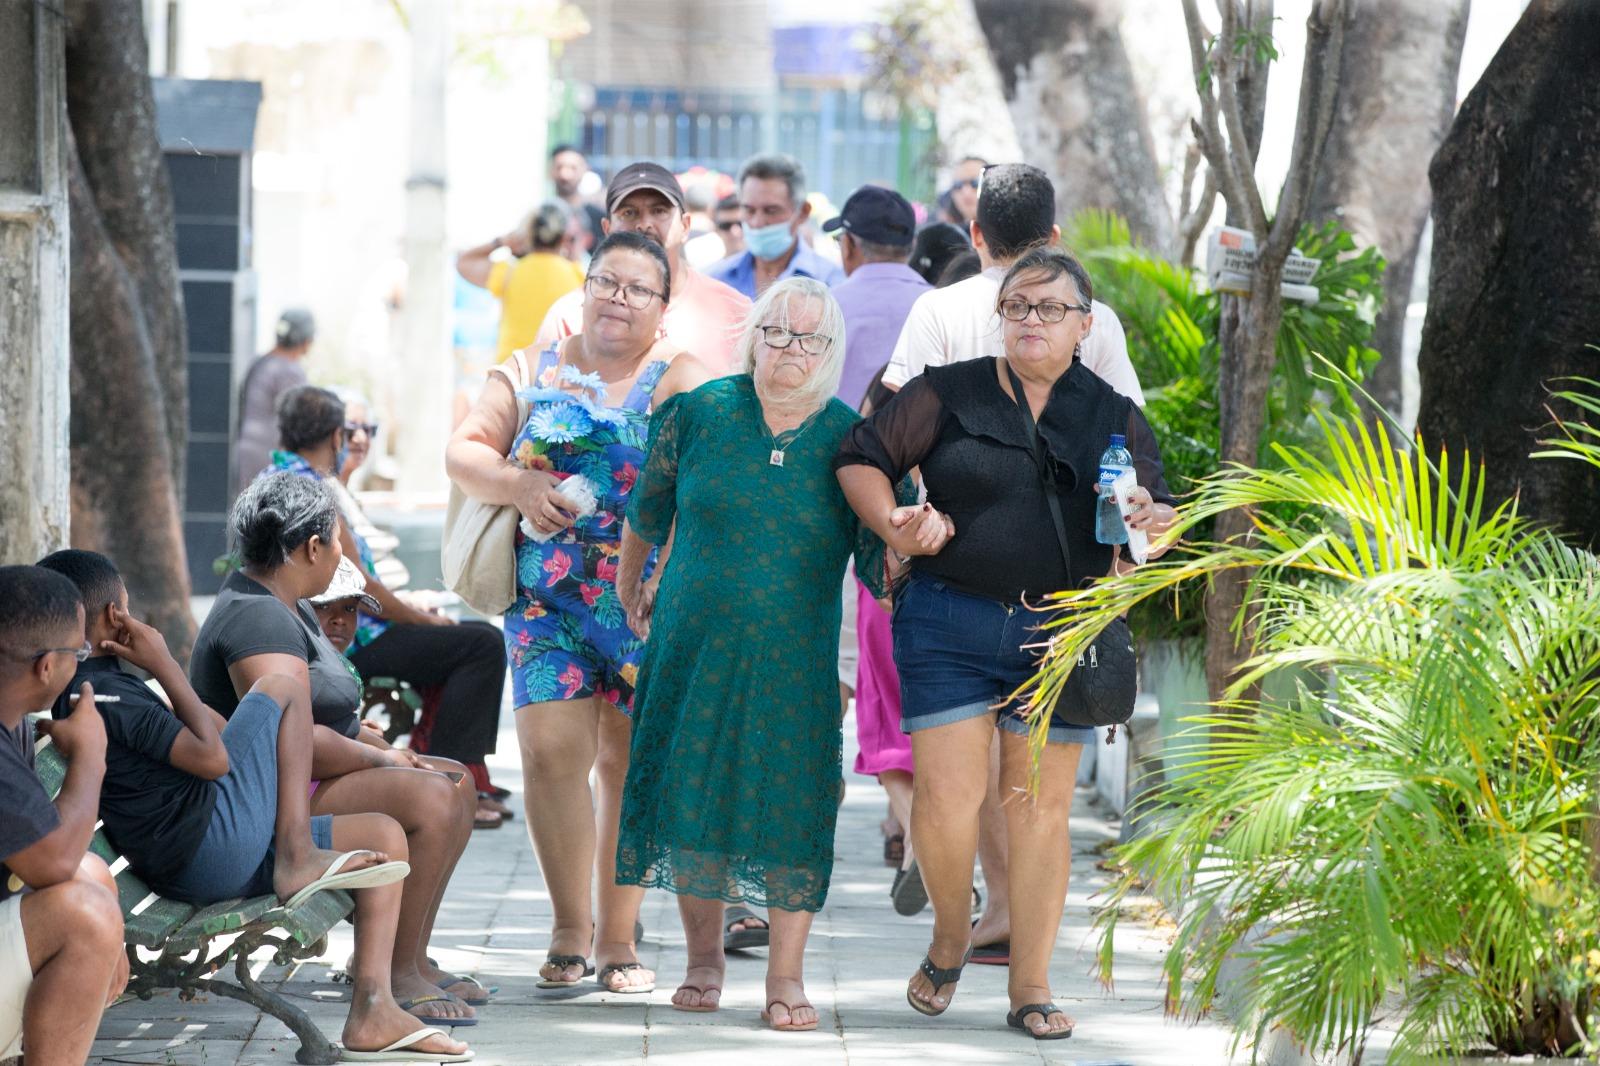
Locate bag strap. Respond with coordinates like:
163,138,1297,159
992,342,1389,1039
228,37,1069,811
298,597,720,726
1005,362,1072,579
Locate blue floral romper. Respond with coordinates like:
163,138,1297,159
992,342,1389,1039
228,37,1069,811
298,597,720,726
503,344,669,712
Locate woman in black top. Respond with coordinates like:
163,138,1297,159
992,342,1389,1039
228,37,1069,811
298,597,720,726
190,473,483,1028
836,248,1176,1040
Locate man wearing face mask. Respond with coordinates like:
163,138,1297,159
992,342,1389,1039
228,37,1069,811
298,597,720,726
534,161,752,375
707,153,845,300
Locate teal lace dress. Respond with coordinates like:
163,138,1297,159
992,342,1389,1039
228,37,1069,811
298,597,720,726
617,376,893,912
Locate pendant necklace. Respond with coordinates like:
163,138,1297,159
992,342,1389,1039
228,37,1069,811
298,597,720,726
763,407,823,468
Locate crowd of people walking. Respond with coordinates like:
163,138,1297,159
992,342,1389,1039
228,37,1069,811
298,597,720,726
0,146,1178,1063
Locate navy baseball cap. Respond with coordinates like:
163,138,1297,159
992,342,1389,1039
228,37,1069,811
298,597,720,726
822,186,916,247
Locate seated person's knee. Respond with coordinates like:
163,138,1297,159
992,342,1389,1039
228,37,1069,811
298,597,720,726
248,671,301,710
46,878,124,950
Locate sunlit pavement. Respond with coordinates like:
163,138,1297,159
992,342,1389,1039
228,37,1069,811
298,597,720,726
86,700,1238,1065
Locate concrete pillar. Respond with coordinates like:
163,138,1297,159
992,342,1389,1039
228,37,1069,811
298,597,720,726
0,2,71,563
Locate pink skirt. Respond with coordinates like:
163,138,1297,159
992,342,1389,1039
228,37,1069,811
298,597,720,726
852,580,914,778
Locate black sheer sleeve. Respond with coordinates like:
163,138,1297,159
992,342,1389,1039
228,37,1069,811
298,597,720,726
1125,403,1176,505
833,375,949,481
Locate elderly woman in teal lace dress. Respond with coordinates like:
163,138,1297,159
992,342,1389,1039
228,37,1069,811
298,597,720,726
615,277,948,1031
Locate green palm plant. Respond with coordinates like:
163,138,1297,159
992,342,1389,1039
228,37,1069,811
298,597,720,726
1020,404,1600,1061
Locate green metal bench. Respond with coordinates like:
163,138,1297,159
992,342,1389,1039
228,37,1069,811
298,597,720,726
33,728,354,1065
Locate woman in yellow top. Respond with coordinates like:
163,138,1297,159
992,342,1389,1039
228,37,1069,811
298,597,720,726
458,202,586,361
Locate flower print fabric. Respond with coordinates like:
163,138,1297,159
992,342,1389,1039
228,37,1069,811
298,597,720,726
615,376,898,913
502,345,669,711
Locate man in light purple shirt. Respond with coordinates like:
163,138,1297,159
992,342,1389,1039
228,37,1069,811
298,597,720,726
822,186,930,410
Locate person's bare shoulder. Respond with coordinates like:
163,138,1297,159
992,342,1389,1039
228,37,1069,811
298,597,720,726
656,349,718,400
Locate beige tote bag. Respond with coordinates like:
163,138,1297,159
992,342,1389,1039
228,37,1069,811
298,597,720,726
442,350,532,616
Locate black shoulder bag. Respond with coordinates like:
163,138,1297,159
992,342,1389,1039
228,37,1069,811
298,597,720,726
1006,364,1137,735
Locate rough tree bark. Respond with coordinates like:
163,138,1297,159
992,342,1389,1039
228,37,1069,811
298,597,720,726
974,0,1172,250
1418,0,1600,547
1183,0,1346,704
63,0,195,658
1308,0,1469,422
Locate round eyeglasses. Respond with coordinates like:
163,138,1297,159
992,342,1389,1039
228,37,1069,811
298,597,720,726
759,325,832,356
997,297,1091,324
586,273,665,310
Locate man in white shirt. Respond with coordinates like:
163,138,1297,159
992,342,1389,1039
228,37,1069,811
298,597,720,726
882,162,1144,405
881,163,1144,968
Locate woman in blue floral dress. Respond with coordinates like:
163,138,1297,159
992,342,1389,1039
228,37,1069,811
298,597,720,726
446,232,713,994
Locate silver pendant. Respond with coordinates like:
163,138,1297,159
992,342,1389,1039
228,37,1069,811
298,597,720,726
769,449,785,467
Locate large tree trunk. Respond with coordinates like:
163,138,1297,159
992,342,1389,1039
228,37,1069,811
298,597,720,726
63,0,195,658
1309,0,1470,422
1417,0,1600,547
974,0,1172,250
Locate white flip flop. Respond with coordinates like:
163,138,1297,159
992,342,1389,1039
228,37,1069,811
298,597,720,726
282,850,411,910
338,1025,473,1062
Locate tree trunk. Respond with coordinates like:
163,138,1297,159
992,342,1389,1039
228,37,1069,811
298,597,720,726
974,0,1172,250
1417,0,1600,547
1308,0,1470,421
62,0,195,658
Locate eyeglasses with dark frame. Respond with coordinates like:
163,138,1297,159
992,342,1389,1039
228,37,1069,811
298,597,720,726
585,273,665,310
997,297,1091,324
759,325,832,356
343,421,380,438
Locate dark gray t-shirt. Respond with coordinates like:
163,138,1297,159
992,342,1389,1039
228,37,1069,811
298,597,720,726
235,353,307,489
190,570,363,737
0,717,60,902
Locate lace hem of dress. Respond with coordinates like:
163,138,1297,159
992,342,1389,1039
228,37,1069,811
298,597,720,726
615,843,829,913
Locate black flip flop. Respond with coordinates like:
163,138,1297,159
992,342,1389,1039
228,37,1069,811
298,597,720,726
723,903,769,951
905,946,972,1017
1007,1002,1074,1040
890,861,929,916
969,940,1010,965
535,953,594,989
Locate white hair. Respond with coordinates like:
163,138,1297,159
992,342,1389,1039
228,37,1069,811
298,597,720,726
735,277,846,415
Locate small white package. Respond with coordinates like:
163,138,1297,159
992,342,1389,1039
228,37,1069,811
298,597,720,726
1110,469,1149,564
520,474,599,542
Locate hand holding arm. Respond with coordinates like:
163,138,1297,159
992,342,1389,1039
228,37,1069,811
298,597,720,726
99,606,230,778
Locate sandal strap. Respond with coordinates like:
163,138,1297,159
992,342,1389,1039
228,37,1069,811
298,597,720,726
545,953,587,968
599,962,643,976
918,953,967,989
1013,1002,1063,1022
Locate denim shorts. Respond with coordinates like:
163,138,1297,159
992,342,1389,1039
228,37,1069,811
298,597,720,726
892,572,1097,746
160,692,334,904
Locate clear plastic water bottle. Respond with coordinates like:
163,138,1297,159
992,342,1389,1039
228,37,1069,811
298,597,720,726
1095,434,1133,545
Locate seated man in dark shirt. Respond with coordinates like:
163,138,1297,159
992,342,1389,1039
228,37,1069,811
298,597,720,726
0,565,126,1066
36,551,471,1061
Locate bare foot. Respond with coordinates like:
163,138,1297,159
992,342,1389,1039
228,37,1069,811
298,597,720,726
971,911,1008,950
539,924,593,985
271,846,386,903
595,941,655,991
393,971,475,1022
672,963,724,1011
763,975,817,1031
1009,984,1074,1037
343,983,469,1057
907,935,970,1014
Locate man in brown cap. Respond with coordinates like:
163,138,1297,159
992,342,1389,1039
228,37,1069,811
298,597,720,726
535,161,751,375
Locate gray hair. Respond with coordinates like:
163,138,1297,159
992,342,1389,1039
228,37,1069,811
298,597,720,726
736,153,807,209
530,201,569,251
275,307,315,348
736,277,846,414
231,471,339,569
277,385,345,453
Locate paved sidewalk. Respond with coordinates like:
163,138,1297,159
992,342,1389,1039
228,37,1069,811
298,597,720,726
86,711,1237,1066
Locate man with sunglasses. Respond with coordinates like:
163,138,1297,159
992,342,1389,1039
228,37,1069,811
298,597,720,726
535,161,751,374
881,162,1142,406
0,565,127,1065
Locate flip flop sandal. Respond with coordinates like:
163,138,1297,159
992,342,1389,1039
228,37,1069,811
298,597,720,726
395,994,476,1027
762,999,819,1032
472,807,502,830
440,973,494,1006
723,904,769,951
337,1025,473,1062
536,954,594,989
596,962,655,994
905,946,972,1017
281,852,411,910
1006,1002,1074,1040
890,861,929,916
478,793,514,820
969,940,1010,966
883,832,905,867
670,984,722,1013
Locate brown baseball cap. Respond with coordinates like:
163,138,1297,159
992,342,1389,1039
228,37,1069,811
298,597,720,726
605,162,687,216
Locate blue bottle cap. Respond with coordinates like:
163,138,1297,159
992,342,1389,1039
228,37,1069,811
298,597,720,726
1109,434,1126,447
